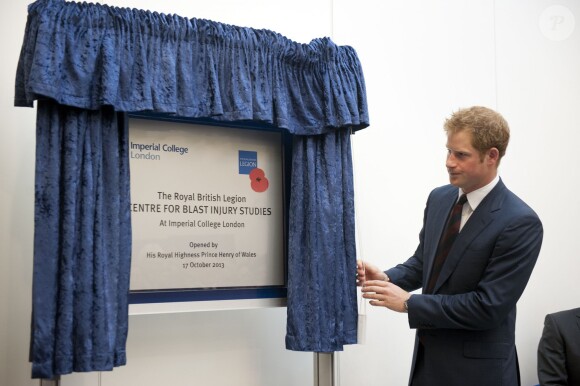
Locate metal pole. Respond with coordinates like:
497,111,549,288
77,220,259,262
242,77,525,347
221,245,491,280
314,352,339,386
39,377,60,386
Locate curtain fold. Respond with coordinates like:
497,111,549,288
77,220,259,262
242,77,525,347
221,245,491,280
16,0,369,378
31,100,131,378
15,0,368,135
286,130,358,352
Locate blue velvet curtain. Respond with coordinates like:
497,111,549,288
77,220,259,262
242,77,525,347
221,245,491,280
286,130,358,351
15,0,369,378
31,101,131,378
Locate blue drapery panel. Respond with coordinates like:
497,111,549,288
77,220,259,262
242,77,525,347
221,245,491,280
286,130,358,351
32,100,131,378
15,0,369,378
15,0,368,135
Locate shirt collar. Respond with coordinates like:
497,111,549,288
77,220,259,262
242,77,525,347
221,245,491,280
459,175,499,211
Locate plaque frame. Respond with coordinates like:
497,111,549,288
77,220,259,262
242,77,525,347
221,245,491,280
125,112,291,306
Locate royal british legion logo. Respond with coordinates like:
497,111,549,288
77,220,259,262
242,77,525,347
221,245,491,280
238,150,257,174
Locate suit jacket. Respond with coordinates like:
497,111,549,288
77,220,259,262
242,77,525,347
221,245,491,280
537,307,580,386
386,179,543,386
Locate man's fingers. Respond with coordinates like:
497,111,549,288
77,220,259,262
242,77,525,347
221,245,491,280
362,280,388,290
361,286,387,299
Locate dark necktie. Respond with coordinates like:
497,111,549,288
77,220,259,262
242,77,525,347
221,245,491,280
426,194,467,293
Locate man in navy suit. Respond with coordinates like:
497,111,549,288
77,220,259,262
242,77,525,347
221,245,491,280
537,307,580,385
358,106,543,386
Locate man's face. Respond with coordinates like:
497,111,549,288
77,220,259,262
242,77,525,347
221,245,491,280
445,130,498,193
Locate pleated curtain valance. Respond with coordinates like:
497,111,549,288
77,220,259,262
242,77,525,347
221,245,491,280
15,0,370,379
16,0,368,134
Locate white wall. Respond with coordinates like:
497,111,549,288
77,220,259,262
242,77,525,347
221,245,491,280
2,1,579,386
338,1,580,386
1,1,37,385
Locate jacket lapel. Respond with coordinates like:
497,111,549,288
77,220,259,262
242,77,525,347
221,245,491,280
432,180,506,293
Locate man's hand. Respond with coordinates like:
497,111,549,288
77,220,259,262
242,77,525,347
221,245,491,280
361,280,411,313
356,259,389,286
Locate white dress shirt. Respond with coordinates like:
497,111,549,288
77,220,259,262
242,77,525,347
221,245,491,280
458,175,500,230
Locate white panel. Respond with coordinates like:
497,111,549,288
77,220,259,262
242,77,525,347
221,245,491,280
494,1,580,385
1,1,39,385
129,298,286,315
102,308,312,386
333,1,496,384
60,373,100,386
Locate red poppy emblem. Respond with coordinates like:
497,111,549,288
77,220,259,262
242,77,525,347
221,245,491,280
249,168,269,192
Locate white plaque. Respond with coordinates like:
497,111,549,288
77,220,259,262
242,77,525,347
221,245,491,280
128,118,285,292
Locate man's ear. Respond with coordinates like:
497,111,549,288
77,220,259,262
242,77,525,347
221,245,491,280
488,147,500,164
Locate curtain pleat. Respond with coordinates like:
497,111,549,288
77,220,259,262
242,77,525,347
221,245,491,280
15,0,368,134
286,130,358,352
31,100,131,378
16,0,369,378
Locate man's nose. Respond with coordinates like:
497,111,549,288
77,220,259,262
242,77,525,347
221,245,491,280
446,153,455,168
